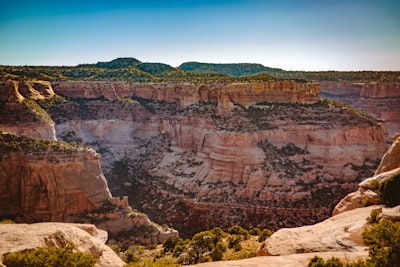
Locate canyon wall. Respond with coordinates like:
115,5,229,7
0,135,111,222
0,79,390,238
0,80,56,140
52,80,320,108
320,81,400,137
47,80,387,236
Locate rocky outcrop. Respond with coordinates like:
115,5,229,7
0,133,111,222
0,80,56,140
0,133,177,247
52,80,320,109
0,222,125,267
333,133,400,215
0,80,55,101
256,206,374,256
320,81,400,137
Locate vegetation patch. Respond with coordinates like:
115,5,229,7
379,171,400,207
0,132,91,154
2,243,96,267
117,225,272,266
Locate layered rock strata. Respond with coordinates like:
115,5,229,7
333,133,400,215
0,133,176,246
46,82,387,237
52,80,320,108
0,80,56,140
320,81,400,137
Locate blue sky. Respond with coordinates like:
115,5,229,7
1,0,399,70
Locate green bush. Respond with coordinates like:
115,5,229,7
363,219,400,267
2,243,96,267
0,219,15,224
366,208,381,224
379,172,400,207
228,235,243,251
210,242,226,261
163,236,183,253
258,229,273,242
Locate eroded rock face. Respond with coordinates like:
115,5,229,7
52,80,320,108
333,134,400,215
47,88,387,236
320,81,400,137
0,80,56,140
0,133,177,247
0,140,111,222
0,222,125,267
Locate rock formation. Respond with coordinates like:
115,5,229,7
0,79,389,239
333,133,400,215
0,80,56,140
255,131,400,261
45,80,387,237
0,222,125,267
52,80,320,108
0,133,111,222
320,81,400,137
0,133,177,247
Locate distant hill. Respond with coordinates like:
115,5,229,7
1,57,399,82
179,62,283,77
0,58,281,83
78,57,142,68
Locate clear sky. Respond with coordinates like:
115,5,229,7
1,0,399,71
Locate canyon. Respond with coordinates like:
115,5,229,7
0,79,392,239
320,81,400,138
1,79,389,238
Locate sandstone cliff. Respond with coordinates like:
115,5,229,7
46,81,387,237
0,222,125,267
333,133,400,215
0,80,56,140
252,133,400,265
0,133,111,222
320,81,400,137
52,80,320,108
0,133,176,247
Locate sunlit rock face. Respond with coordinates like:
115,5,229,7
0,138,111,222
46,80,387,237
320,81,400,138
0,80,56,140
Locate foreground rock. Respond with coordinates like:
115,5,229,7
189,251,368,267
257,206,375,256
333,133,400,215
0,133,177,247
0,222,125,267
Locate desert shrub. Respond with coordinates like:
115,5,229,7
163,236,183,253
366,208,381,224
363,219,400,267
228,235,243,251
0,219,15,224
210,242,226,261
379,172,400,207
249,227,262,236
227,225,249,239
2,243,96,267
258,228,273,242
